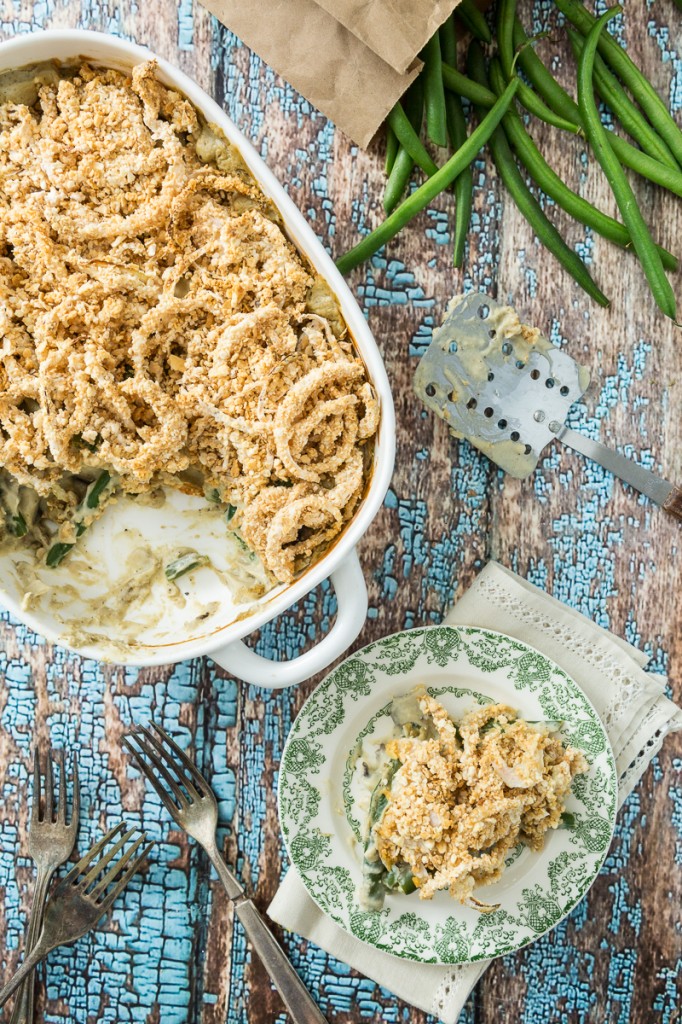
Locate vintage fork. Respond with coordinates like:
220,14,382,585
123,723,329,1024
0,822,153,1009
10,749,80,1024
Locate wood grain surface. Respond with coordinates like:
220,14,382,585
0,2,680,1023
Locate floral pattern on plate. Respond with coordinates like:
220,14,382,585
278,626,617,964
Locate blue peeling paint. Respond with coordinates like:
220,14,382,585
0,4,680,1024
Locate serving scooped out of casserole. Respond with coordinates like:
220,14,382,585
0,60,379,619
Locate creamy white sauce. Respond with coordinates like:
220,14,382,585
3,489,279,658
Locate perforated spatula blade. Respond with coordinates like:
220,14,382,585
414,293,682,519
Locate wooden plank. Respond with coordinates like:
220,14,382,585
0,2,679,1023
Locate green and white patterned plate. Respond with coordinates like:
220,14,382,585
278,625,617,964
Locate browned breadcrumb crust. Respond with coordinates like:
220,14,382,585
0,61,378,582
375,696,587,904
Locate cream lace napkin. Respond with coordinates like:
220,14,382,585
268,561,682,1023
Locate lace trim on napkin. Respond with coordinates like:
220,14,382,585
431,572,682,1020
433,963,487,1020
272,561,682,1024
617,703,682,801
472,574,648,730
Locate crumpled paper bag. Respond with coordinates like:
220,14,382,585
199,0,463,146
313,0,463,73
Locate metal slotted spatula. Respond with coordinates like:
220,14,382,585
414,293,682,519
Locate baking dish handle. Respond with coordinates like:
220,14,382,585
209,550,368,688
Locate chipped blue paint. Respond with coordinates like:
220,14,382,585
647,19,682,112
0,3,680,1024
0,627,238,1023
669,758,682,866
177,0,194,50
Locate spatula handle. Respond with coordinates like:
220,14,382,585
663,487,682,520
556,426,681,519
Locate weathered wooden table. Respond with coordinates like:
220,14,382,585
0,2,680,1022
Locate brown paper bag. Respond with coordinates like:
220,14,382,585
313,0,461,74
199,0,459,147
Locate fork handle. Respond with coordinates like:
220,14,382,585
9,867,54,1024
0,938,50,1010
234,897,329,1024
206,844,327,1021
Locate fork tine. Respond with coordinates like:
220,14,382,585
71,751,80,828
80,826,138,890
97,841,154,914
44,748,54,822
149,722,210,798
124,731,189,809
139,724,200,799
31,751,40,825
90,831,147,899
61,823,126,886
57,750,67,824
122,736,179,816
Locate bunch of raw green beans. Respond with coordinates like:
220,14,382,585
336,0,682,320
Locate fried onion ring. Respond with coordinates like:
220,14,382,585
0,61,378,583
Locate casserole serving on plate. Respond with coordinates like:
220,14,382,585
0,31,395,686
279,626,617,963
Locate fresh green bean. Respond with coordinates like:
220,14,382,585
440,17,474,267
46,470,114,567
577,8,677,320
456,0,492,43
512,17,582,124
483,24,682,196
165,552,210,581
447,98,474,267
498,0,582,135
423,31,447,147
556,0,682,168
488,58,678,271
385,122,399,176
467,42,609,307
383,80,424,212
438,15,458,67
609,134,682,197
568,28,678,171
442,61,497,107
336,77,521,275
387,102,438,177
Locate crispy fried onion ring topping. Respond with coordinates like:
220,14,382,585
240,450,365,582
273,362,364,482
0,60,379,582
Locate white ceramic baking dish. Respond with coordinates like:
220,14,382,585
0,30,395,687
